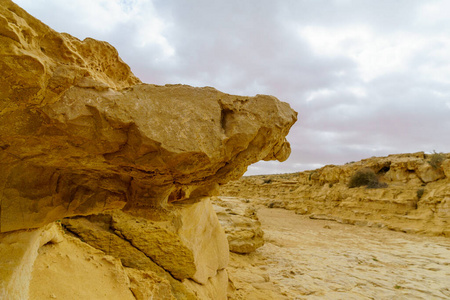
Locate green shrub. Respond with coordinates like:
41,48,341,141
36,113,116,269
417,188,425,199
428,151,445,169
348,168,387,188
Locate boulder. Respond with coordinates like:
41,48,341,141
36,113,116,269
213,197,265,254
61,197,229,297
416,162,446,183
61,215,197,299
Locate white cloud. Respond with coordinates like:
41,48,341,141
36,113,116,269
306,88,336,102
347,86,367,98
418,0,450,26
299,25,426,81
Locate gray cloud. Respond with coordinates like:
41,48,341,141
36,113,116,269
14,0,450,175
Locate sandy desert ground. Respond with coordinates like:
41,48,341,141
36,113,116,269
226,197,450,300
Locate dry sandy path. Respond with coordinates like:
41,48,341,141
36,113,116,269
229,204,450,300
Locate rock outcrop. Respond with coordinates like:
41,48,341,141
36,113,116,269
0,223,63,299
221,152,450,237
213,197,264,254
61,198,228,299
0,1,297,299
0,0,297,233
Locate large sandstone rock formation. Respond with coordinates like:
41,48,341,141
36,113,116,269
221,152,450,237
0,1,297,299
0,0,296,233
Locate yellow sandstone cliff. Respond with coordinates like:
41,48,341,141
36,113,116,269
0,1,297,299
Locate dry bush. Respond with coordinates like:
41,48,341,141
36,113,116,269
348,168,387,189
428,151,445,169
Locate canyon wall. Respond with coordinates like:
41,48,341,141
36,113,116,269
222,152,450,237
0,1,297,299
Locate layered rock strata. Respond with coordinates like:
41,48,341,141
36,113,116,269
0,1,297,299
221,152,450,237
61,198,228,299
213,197,264,254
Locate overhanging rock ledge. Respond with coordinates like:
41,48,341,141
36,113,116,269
0,0,297,232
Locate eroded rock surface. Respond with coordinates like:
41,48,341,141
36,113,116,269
62,197,228,299
0,223,63,300
221,152,450,236
0,0,297,233
213,197,264,254
0,1,297,299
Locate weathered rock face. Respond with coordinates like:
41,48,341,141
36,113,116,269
221,152,450,237
213,197,264,254
0,0,297,233
0,0,140,109
1,82,295,233
0,1,297,299
61,197,227,299
0,223,63,300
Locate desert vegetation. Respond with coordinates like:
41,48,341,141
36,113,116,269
428,151,446,169
348,168,388,189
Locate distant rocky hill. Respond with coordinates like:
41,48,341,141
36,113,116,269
221,152,450,237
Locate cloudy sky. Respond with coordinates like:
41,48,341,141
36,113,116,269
14,0,450,175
